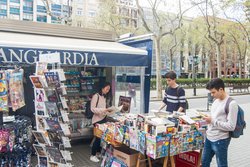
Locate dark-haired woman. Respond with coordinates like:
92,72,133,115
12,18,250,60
90,82,111,163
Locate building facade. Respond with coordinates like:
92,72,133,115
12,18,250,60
0,0,71,24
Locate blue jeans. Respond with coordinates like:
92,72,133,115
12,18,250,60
202,137,231,167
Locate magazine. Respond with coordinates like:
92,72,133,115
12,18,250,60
9,70,25,111
118,96,131,113
33,144,47,157
45,89,60,103
30,75,46,88
44,71,60,88
45,118,62,132
32,131,48,144
44,102,60,118
35,88,46,102
36,116,46,131
45,146,66,164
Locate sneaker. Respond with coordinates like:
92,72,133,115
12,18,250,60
90,155,99,163
96,153,103,159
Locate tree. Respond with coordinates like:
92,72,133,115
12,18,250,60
96,0,140,38
42,0,72,24
135,0,196,99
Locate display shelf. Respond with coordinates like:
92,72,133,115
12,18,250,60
64,67,106,139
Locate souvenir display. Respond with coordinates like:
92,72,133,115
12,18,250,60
0,116,32,166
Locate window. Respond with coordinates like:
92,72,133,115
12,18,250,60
76,8,82,16
23,6,33,13
0,0,7,4
37,5,46,13
0,4,7,9
23,13,33,20
51,4,61,12
37,15,47,22
77,21,82,27
23,1,32,7
0,9,7,16
88,9,96,17
9,7,20,15
10,0,20,3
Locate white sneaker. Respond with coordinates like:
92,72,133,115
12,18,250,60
90,155,100,163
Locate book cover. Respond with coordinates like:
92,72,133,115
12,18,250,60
33,144,46,157
44,102,60,118
138,131,146,154
44,71,60,87
30,75,45,88
36,62,47,75
129,127,138,150
45,146,66,164
118,96,131,113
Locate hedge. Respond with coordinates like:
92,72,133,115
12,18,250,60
150,78,250,89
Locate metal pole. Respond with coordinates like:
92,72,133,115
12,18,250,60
192,56,196,96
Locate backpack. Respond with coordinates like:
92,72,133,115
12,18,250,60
225,97,246,138
85,94,99,119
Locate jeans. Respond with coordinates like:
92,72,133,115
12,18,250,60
91,117,107,156
202,137,231,167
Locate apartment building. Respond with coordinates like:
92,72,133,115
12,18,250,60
71,0,138,29
0,0,71,24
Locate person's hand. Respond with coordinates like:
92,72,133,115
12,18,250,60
105,108,112,112
203,116,212,124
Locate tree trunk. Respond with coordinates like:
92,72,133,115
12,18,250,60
170,48,173,70
154,36,163,99
216,44,221,78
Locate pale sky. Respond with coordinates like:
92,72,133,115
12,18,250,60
138,0,246,21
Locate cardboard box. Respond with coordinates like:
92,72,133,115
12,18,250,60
113,146,142,167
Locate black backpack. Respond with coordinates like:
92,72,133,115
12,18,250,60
85,94,99,119
176,86,189,110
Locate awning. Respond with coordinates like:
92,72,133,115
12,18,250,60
0,32,148,66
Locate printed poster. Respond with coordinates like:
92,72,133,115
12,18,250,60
118,96,131,113
0,71,8,112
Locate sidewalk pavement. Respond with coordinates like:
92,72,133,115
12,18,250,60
150,87,249,101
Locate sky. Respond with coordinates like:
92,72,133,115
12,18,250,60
138,0,246,21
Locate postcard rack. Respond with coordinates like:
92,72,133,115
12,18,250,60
31,61,73,167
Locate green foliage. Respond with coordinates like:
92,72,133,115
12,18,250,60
150,78,250,89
